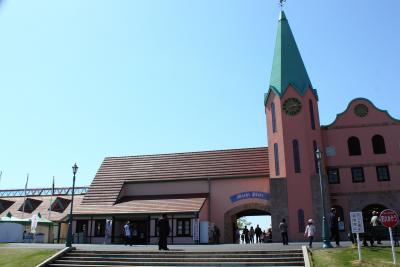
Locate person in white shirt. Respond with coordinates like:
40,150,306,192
123,221,133,246
304,219,316,248
370,211,382,245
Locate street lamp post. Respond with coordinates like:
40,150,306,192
66,163,78,247
315,148,333,248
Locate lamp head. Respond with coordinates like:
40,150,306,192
72,163,78,175
315,148,322,160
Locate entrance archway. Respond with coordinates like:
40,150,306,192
223,203,270,243
362,203,387,227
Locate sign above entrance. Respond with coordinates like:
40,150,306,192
230,192,270,203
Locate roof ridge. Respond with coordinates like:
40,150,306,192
104,147,268,160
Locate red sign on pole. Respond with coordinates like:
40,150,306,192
379,209,399,228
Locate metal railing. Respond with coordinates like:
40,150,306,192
0,187,89,197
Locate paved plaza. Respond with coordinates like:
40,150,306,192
3,241,357,251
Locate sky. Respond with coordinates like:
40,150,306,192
0,0,399,189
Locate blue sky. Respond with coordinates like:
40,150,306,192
0,0,399,189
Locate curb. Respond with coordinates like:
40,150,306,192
35,246,75,267
302,245,312,267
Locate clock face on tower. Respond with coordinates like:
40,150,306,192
283,98,302,116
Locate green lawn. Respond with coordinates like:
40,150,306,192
312,246,400,267
0,248,58,267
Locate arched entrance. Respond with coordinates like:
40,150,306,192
223,203,270,243
362,203,387,226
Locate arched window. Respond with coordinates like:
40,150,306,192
293,139,301,173
348,136,362,156
372,135,386,154
274,143,280,176
309,99,316,130
298,209,305,233
313,141,318,174
271,102,277,133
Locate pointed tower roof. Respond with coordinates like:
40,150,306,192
268,11,314,98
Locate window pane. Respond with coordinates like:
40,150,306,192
184,221,190,235
271,102,277,133
274,143,280,176
327,168,340,184
293,140,301,173
372,135,386,154
309,100,316,130
351,167,365,183
377,166,390,181
348,137,362,156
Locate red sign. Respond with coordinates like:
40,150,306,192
379,209,399,228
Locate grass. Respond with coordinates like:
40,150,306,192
0,248,58,267
312,246,400,267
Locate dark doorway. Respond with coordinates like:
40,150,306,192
131,220,148,244
362,204,387,226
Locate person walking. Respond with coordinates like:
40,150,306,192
371,211,382,245
214,225,220,244
243,226,249,244
255,224,262,243
249,226,255,244
304,219,316,248
279,219,289,245
266,228,272,243
123,221,133,246
157,214,170,250
240,232,245,244
235,228,241,244
329,208,340,247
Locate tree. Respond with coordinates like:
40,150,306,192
236,217,251,229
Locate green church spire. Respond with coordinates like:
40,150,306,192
267,11,314,99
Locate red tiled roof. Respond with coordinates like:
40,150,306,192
81,147,269,207
74,197,206,215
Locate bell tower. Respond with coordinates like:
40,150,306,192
265,11,325,241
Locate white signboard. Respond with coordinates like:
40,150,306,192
192,219,199,241
350,211,364,233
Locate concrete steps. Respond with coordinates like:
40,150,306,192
46,249,305,267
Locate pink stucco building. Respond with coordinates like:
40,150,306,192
1,11,399,244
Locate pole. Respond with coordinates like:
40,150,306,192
317,156,333,248
0,171,3,186
22,174,29,219
389,227,397,264
49,176,55,221
356,233,362,261
66,173,76,247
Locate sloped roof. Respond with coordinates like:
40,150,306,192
81,147,269,206
268,11,313,99
74,197,206,215
0,195,84,222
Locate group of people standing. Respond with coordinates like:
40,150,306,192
123,214,170,250
278,207,339,248
238,225,272,244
